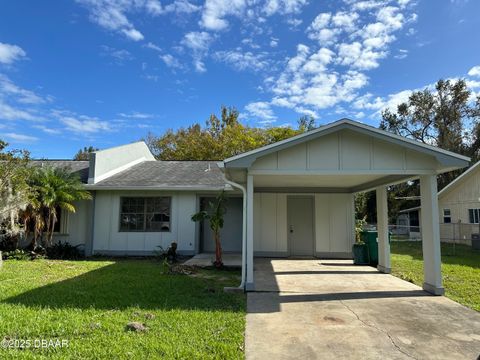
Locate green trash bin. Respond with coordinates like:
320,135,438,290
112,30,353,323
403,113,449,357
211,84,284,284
360,230,378,266
360,230,391,266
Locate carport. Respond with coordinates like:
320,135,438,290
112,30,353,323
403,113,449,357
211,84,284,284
221,119,470,295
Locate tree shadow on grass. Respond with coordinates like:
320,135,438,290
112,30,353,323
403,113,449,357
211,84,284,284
2,260,245,312
391,241,480,269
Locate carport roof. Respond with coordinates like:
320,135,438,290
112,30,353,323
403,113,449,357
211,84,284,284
222,118,470,169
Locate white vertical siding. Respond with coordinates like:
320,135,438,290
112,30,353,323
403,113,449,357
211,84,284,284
253,193,288,254
253,192,354,256
92,191,197,255
315,194,354,254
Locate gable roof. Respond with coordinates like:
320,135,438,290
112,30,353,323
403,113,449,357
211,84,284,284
438,159,480,198
31,160,90,183
87,160,227,190
223,118,470,169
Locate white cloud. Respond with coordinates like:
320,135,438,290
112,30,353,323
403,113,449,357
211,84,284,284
181,31,213,72
121,28,144,41
0,42,26,64
286,18,302,27
394,49,408,59
0,101,39,121
263,0,308,16
163,0,201,14
144,42,162,52
468,65,480,78
0,74,47,104
100,45,133,62
5,132,38,143
244,101,277,122
76,0,198,41
118,111,154,119
52,110,110,133
200,0,246,31
213,50,269,71
160,54,183,69
32,125,61,135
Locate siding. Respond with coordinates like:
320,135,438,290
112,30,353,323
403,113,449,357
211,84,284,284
52,200,93,247
250,129,438,172
253,192,354,256
92,191,197,255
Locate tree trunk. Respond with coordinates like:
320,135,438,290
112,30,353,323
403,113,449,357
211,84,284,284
214,230,223,268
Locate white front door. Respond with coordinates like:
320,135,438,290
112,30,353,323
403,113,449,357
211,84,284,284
288,196,314,257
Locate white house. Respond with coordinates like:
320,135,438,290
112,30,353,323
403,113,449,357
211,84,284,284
437,160,480,244
44,119,469,295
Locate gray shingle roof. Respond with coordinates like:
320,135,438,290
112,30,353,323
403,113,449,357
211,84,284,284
31,160,90,183
92,161,226,189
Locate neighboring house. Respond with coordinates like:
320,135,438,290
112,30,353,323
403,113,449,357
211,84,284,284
437,160,480,245
396,160,480,245
35,119,469,294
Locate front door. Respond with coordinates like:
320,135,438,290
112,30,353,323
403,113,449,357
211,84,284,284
287,196,314,257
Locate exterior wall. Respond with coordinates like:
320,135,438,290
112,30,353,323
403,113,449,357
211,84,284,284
201,196,242,252
253,192,354,257
250,129,438,173
438,169,480,245
92,191,197,255
314,193,355,257
52,200,93,248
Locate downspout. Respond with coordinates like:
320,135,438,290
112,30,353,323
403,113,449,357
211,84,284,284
223,176,247,291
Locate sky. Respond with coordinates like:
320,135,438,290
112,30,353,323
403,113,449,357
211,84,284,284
0,0,479,158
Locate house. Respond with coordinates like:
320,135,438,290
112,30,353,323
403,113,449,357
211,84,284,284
41,119,469,295
437,160,480,245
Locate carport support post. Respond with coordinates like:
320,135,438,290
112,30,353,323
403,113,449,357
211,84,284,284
376,186,391,273
245,174,255,291
420,174,444,295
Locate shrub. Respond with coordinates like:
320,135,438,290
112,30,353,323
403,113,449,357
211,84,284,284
46,241,83,260
2,249,31,260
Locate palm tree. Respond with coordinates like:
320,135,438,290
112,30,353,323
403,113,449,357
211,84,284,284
27,166,91,247
191,191,227,268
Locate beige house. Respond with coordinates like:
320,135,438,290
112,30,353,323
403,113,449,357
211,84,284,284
42,119,469,295
438,160,480,244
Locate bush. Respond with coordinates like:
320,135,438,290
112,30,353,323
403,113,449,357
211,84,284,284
2,249,31,260
45,241,83,260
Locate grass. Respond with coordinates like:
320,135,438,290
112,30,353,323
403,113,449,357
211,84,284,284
391,241,480,311
0,259,245,359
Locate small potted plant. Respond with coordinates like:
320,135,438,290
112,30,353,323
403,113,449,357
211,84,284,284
352,217,369,265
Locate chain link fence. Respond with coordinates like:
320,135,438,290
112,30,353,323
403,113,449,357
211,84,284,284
388,222,477,246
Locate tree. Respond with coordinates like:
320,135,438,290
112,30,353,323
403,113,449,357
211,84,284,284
381,79,480,189
74,146,98,160
26,166,92,247
146,105,310,161
191,192,227,268
0,140,31,245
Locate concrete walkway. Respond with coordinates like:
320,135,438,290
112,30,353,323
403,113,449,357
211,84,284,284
246,259,480,360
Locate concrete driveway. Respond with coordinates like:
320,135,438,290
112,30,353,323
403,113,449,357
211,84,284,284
246,259,480,360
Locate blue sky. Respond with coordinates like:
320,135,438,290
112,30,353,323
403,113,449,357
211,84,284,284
1,0,479,158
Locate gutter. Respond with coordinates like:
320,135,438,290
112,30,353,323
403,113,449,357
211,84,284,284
222,174,247,291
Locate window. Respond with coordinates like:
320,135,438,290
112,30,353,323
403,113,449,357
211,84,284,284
443,209,451,224
120,197,171,232
468,208,480,224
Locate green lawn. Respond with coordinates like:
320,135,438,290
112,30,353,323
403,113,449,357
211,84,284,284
0,259,245,359
391,241,480,311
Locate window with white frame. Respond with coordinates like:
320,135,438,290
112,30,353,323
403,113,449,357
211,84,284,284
468,208,480,224
443,209,451,223
120,197,171,232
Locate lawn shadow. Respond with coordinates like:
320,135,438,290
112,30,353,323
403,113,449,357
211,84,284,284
2,260,244,312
